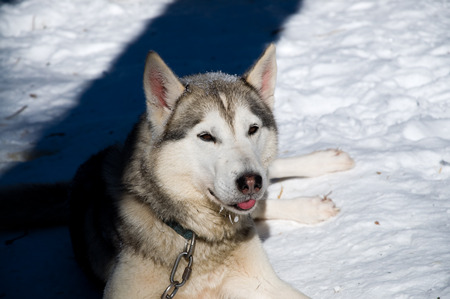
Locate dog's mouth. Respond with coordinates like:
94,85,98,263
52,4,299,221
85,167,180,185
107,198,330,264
208,189,257,213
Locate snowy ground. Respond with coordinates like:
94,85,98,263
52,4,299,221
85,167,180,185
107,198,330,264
1,0,449,298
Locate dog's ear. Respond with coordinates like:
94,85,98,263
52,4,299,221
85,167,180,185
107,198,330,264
143,51,185,137
243,43,277,109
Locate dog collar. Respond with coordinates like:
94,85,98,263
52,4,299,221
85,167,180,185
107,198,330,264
164,220,194,240
162,220,196,298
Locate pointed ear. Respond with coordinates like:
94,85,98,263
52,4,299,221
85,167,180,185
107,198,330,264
143,51,185,137
243,43,277,109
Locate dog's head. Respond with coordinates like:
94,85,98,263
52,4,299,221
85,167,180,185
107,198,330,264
142,45,278,222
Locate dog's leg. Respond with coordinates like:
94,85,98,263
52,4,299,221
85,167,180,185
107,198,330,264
269,149,354,179
220,233,311,299
253,196,339,224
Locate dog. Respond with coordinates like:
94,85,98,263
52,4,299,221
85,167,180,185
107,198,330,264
0,44,354,298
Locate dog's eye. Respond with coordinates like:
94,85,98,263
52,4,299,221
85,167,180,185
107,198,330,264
248,125,259,136
198,132,216,143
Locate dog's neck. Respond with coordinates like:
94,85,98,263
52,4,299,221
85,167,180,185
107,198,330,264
117,193,256,272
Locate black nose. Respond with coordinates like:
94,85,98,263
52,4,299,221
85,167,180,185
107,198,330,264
236,173,262,195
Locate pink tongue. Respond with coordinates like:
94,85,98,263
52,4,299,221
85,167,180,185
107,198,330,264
237,199,256,210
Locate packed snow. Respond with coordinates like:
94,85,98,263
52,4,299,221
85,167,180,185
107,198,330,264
1,0,449,298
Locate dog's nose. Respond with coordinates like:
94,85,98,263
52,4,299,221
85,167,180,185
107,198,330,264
236,174,262,195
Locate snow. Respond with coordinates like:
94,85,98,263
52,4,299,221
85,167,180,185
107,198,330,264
1,0,449,298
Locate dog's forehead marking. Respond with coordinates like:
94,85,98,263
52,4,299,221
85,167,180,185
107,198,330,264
161,72,276,144
212,85,272,136
219,92,228,111
216,91,237,133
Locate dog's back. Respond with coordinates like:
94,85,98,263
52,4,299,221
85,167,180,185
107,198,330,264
69,146,122,286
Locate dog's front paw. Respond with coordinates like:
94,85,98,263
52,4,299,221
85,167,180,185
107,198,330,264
282,196,340,224
315,149,355,174
312,195,340,222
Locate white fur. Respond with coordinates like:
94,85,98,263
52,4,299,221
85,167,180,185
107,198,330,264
105,235,309,299
105,195,310,299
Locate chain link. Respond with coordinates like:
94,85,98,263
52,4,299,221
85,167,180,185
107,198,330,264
161,233,196,299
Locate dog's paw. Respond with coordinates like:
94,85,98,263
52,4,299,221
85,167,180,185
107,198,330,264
282,196,340,224
314,149,355,174
313,195,340,222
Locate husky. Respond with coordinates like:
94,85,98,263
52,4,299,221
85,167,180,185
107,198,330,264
0,44,354,298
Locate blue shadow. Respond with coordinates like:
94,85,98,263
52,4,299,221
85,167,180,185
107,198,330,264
0,1,302,298
0,0,303,185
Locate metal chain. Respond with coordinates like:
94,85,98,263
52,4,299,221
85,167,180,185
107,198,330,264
161,233,196,299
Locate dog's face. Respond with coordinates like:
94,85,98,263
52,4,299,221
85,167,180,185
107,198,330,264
143,45,278,216
155,77,278,215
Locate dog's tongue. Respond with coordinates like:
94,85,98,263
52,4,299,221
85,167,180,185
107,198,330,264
237,199,256,210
